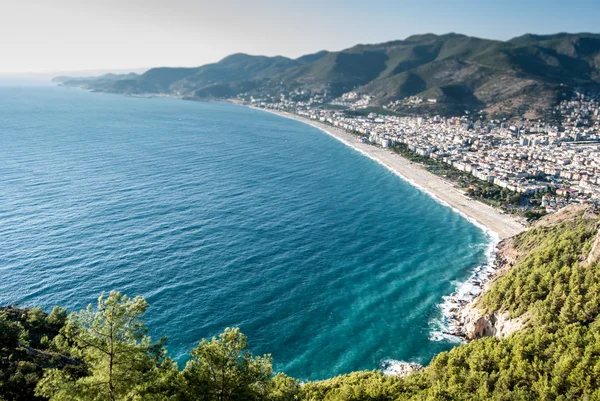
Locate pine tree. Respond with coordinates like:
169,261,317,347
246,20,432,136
182,328,273,401
36,291,177,401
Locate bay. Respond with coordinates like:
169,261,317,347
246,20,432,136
0,86,488,380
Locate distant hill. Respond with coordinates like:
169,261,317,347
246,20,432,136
54,32,600,117
53,72,140,91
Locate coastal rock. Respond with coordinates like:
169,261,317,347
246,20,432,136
458,304,525,340
447,237,526,340
584,226,600,266
382,360,424,377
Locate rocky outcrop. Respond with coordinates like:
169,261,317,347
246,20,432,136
444,237,523,340
382,361,424,377
584,225,600,266
458,304,525,340
452,236,526,340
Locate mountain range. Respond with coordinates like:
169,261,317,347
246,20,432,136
54,32,600,117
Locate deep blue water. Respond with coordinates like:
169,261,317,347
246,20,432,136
0,86,489,380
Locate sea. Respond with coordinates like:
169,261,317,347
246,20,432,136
0,85,490,380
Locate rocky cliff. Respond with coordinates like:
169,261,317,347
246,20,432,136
458,305,525,341
453,237,524,340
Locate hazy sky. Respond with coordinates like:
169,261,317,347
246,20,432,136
2,0,599,74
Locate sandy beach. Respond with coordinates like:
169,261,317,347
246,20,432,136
258,108,526,240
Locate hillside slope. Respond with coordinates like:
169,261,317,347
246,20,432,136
55,32,600,117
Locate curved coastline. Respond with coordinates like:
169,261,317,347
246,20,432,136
250,107,524,239
249,106,523,345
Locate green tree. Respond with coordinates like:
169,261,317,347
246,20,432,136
36,291,176,401
0,312,22,351
47,306,68,328
265,373,301,401
0,307,77,401
182,327,273,401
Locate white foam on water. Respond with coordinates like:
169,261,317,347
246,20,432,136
428,230,500,342
381,359,424,376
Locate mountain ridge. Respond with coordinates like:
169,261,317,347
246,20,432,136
54,32,600,117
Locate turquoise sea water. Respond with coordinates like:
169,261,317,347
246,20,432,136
0,86,489,380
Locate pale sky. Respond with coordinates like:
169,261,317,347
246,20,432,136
1,0,599,75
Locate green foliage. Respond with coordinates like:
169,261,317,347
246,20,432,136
481,219,597,326
4,297,302,401
266,373,302,401
301,370,419,401
0,307,74,401
524,209,547,221
0,312,22,350
398,320,600,400
26,308,48,330
46,307,67,329
182,327,276,401
35,291,177,401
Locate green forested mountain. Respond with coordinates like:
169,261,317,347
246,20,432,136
55,32,600,117
3,207,600,400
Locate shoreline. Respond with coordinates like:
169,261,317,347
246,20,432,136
250,106,526,346
252,107,525,240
